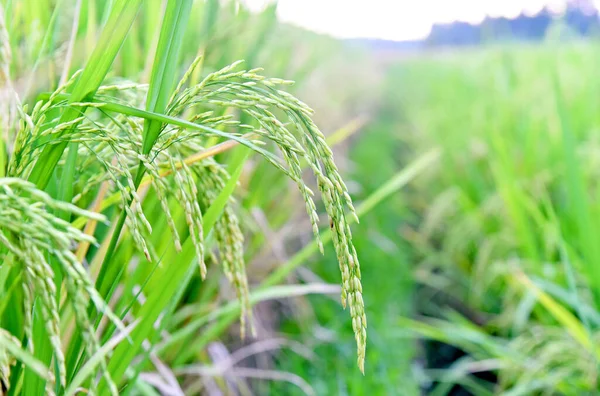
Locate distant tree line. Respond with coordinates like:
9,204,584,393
427,0,600,46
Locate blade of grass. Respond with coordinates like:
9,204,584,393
513,272,597,357
0,266,20,318
142,0,192,154
326,115,369,147
22,304,53,393
157,283,341,354
64,322,136,396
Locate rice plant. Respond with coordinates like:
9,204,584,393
0,0,369,393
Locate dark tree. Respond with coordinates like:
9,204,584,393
425,2,599,46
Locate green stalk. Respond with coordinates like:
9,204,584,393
142,0,193,155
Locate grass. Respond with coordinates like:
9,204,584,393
4,0,600,395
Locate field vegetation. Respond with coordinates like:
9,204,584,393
2,0,599,395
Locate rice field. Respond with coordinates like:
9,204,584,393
389,43,600,394
1,0,600,395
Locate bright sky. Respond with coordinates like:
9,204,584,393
244,0,597,41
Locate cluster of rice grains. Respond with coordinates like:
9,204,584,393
0,329,22,391
0,179,124,394
1,56,367,392
165,59,367,369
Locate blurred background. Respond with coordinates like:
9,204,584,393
6,0,600,394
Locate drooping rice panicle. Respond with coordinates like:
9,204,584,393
0,178,124,390
3,52,366,385
165,61,365,368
